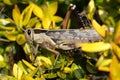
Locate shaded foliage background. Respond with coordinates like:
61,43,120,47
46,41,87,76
0,0,120,80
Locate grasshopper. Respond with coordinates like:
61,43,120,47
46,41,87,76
24,3,103,66
24,28,102,66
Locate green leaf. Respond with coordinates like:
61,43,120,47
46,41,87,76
21,4,33,26
86,60,97,73
71,63,85,79
96,55,111,72
57,71,66,79
41,73,57,79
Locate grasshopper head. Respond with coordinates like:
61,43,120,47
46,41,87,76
24,28,34,43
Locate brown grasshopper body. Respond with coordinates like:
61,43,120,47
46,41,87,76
24,28,102,66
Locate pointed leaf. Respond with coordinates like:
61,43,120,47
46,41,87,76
21,4,33,26
35,56,52,68
114,21,120,44
26,17,39,28
22,59,35,70
35,22,42,28
97,56,111,72
76,42,111,52
53,16,63,22
111,42,120,59
31,2,43,19
88,0,96,19
48,2,58,15
0,19,11,25
42,17,51,29
110,56,120,80
13,64,23,80
92,19,106,37
12,5,21,26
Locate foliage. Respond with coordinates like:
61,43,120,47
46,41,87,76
0,0,120,80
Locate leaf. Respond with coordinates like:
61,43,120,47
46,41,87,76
47,2,58,15
21,4,33,26
22,75,34,80
71,63,85,79
86,60,97,73
76,42,111,52
35,22,42,28
26,17,39,28
57,71,66,79
35,56,52,68
4,31,18,41
88,0,96,19
114,21,120,44
31,2,43,19
92,19,106,37
22,59,36,70
16,34,26,45
111,42,120,59
110,56,120,80
0,19,11,25
27,67,39,77
13,64,23,80
41,73,57,79
23,43,31,55
53,16,63,22
63,67,72,73
3,0,13,5
17,61,28,74
12,5,21,26
96,55,111,72
42,17,51,29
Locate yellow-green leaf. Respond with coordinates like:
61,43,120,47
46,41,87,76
12,5,21,26
0,19,11,25
88,0,96,19
35,56,52,68
92,19,106,37
21,4,33,26
22,59,36,70
96,55,111,72
3,0,13,5
110,56,120,80
23,43,31,55
35,22,42,28
47,2,58,15
13,64,23,80
53,16,63,22
76,42,111,52
16,34,26,45
30,2,43,19
111,42,120,59
114,21,120,44
42,17,51,29
4,31,18,41
26,17,39,28
63,67,72,73
17,61,28,74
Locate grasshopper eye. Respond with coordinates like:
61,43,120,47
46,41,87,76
27,29,31,35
